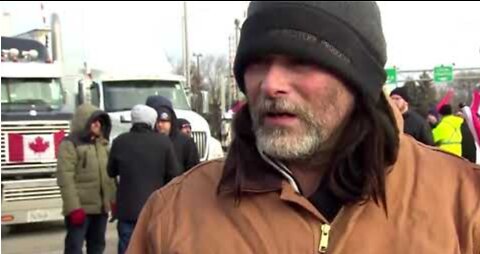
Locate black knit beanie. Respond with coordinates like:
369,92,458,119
390,86,410,103
234,1,387,102
439,104,453,116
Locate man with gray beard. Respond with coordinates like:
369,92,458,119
127,2,480,254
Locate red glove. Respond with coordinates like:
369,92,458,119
69,208,86,226
110,202,117,216
109,202,117,223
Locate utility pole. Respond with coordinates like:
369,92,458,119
193,53,203,80
191,53,203,113
182,1,191,93
233,19,241,103
234,19,240,48
227,35,236,110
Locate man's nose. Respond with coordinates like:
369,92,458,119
260,62,292,98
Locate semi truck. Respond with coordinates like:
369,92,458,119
76,68,223,161
1,14,71,225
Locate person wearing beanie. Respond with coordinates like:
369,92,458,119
433,104,477,162
177,118,192,137
128,2,480,254
389,86,434,145
107,104,180,254
145,95,200,172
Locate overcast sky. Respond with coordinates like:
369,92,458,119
2,1,480,74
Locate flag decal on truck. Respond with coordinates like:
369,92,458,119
7,131,65,163
29,137,50,153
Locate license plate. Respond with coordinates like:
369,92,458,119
27,208,62,223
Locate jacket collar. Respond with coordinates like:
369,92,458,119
218,159,283,194
131,123,154,133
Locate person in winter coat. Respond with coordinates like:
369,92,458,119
127,2,480,254
146,95,200,172
390,86,434,146
57,104,116,254
107,104,180,254
433,104,477,162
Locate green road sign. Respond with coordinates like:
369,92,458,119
434,65,453,83
385,68,397,84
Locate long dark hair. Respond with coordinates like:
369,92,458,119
222,92,399,211
326,93,399,211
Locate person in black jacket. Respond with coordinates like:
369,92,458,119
107,104,180,254
177,118,192,137
390,87,434,146
146,95,200,172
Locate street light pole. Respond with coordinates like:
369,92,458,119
234,19,240,47
193,53,203,80
191,53,203,113
182,1,190,92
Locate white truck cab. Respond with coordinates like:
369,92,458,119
77,71,222,161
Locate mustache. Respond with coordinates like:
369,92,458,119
252,98,314,124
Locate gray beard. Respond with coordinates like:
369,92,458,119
255,125,322,160
250,99,327,161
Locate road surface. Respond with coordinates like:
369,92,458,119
2,221,118,254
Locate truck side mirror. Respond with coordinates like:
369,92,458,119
62,89,68,105
76,81,85,106
200,91,209,114
89,82,100,107
77,80,100,107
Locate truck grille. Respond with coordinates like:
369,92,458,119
2,179,61,202
1,121,70,173
192,131,207,160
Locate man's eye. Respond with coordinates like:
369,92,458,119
288,60,319,73
247,60,270,72
289,58,310,66
252,58,270,65
288,58,315,68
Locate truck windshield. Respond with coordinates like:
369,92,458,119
102,80,190,112
1,78,64,111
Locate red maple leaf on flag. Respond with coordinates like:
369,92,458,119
29,137,50,153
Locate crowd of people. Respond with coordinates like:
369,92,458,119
390,86,478,163
56,1,480,254
56,95,200,254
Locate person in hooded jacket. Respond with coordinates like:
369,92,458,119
57,104,116,254
146,95,200,172
107,104,180,254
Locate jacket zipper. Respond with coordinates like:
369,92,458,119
318,206,344,254
257,147,336,253
318,224,331,253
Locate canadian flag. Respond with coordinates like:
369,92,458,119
8,131,66,163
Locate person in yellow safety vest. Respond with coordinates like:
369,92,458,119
433,113,463,156
433,104,477,162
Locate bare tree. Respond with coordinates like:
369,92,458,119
451,71,480,107
197,54,229,138
167,53,229,138
166,54,184,76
